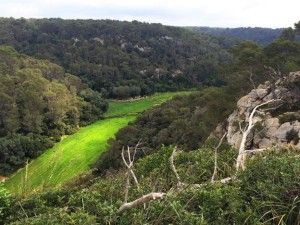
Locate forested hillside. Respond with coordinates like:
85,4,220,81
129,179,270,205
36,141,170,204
95,87,238,173
95,23,300,173
186,26,285,45
1,20,300,225
0,18,233,98
0,46,107,175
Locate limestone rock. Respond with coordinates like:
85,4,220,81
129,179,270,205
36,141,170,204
212,71,300,150
275,122,294,140
256,89,268,99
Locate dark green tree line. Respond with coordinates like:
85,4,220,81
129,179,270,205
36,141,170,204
0,18,233,98
0,46,107,175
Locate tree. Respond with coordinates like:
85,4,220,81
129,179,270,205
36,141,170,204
279,27,295,41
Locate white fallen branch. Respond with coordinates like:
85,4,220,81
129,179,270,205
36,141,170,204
236,99,281,171
220,176,235,184
117,192,166,214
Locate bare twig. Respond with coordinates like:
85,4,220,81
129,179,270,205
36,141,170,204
169,146,182,187
117,192,166,214
121,146,140,191
18,201,28,219
124,170,130,203
211,132,227,182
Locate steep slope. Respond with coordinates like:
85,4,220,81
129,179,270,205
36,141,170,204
0,18,232,98
211,71,300,150
0,46,107,175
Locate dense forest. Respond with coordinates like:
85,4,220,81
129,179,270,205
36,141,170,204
186,26,285,45
95,23,300,173
0,46,107,175
0,19,300,224
0,18,241,176
0,18,237,175
0,18,236,99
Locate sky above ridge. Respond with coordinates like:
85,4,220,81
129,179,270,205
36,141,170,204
0,0,299,28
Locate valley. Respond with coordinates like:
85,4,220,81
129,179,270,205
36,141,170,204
3,92,191,194
0,17,300,225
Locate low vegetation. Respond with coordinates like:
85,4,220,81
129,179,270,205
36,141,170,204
95,87,238,173
3,91,190,195
2,146,299,224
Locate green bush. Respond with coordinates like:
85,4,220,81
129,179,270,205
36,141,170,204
0,185,10,222
238,150,300,224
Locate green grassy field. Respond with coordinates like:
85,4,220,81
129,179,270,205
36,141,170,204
105,91,192,117
4,91,192,195
4,116,136,194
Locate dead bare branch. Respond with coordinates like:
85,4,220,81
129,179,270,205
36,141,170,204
236,99,281,171
211,132,227,182
121,146,140,191
169,146,183,187
117,192,166,214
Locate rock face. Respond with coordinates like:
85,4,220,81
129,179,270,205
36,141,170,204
219,71,300,150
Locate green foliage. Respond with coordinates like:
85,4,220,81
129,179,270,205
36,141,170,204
0,185,10,222
0,134,54,175
279,113,300,124
0,46,107,175
95,87,237,173
0,18,231,98
4,92,187,195
4,146,299,224
263,40,300,73
238,149,300,224
219,37,300,96
187,26,285,46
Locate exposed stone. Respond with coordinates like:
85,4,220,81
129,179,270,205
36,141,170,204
256,89,268,99
258,84,268,89
259,138,274,149
248,90,258,101
213,71,300,150
264,118,280,138
208,123,225,139
275,122,294,140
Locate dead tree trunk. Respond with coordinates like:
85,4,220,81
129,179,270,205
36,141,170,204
236,99,280,171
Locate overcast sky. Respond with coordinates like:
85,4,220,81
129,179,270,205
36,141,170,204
0,0,299,28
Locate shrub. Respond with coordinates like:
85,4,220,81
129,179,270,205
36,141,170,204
0,185,10,222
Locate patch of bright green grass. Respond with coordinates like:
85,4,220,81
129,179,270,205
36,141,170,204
4,91,193,195
105,91,192,117
4,116,135,194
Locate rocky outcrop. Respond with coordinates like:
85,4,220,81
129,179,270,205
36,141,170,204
217,71,300,150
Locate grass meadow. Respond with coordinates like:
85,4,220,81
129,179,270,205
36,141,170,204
4,91,192,195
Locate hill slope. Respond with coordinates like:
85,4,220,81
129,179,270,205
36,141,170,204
0,18,232,98
0,46,107,175
3,92,191,194
186,26,284,45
